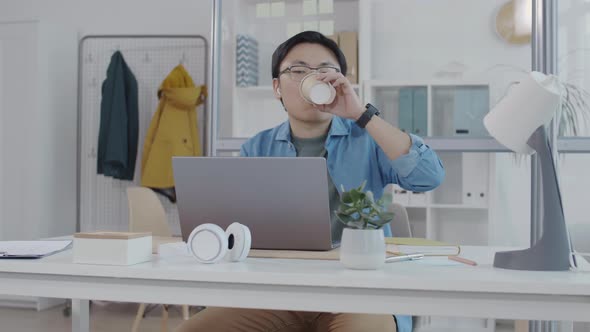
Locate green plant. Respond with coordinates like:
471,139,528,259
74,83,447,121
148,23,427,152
335,181,394,230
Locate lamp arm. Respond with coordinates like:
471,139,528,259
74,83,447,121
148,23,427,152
527,126,575,266
493,125,574,270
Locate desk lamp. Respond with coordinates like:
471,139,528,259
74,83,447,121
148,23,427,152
483,71,575,271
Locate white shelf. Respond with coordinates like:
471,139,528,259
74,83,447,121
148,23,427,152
364,80,488,88
236,84,360,92
236,85,274,91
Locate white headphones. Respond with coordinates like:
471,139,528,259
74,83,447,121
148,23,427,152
277,87,281,96
187,222,251,264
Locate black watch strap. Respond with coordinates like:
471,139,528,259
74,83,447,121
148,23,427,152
356,103,380,128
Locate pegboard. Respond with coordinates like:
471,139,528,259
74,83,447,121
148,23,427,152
77,35,208,235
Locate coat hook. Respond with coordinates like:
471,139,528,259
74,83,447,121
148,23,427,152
179,52,186,65
86,53,93,63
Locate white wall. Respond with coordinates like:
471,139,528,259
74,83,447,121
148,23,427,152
0,0,211,239
368,0,530,82
0,21,41,240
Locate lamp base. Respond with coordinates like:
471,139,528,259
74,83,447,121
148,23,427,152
494,242,571,271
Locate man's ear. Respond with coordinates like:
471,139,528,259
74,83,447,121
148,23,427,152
272,78,282,100
272,78,286,110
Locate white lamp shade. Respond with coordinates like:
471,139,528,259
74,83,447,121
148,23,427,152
483,71,562,154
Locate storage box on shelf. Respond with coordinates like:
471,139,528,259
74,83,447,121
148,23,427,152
368,85,428,136
431,84,490,137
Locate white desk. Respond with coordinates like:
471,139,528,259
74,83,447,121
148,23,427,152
0,246,588,332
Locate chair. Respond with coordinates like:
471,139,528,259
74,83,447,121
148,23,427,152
127,187,191,332
388,202,412,238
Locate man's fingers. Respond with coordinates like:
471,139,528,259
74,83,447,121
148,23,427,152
331,77,349,88
317,72,344,82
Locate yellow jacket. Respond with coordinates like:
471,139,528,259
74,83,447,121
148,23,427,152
141,65,206,189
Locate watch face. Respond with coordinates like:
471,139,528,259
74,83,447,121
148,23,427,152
367,103,379,116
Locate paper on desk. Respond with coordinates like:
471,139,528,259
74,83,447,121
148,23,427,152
0,240,72,258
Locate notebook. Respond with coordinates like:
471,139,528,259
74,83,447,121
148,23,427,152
0,240,72,259
385,237,460,256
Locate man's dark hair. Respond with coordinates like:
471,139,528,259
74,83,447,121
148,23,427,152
271,31,347,79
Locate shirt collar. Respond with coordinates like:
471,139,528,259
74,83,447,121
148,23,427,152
275,116,351,142
328,116,351,137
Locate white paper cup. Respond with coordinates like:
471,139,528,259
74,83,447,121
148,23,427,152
299,73,336,105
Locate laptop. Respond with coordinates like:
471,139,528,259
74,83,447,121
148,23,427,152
172,157,338,251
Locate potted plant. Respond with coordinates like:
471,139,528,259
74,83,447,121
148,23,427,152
335,181,394,270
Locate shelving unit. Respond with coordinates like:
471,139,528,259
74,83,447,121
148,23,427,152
369,79,494,244
236,84,359,93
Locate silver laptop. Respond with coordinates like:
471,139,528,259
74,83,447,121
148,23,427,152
172,157,337,250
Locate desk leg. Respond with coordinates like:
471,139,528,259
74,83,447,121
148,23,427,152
72,299,90,332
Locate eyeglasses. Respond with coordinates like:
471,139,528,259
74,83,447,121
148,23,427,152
278,65,341,82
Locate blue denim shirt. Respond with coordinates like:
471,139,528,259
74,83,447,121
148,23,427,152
240,116,445,332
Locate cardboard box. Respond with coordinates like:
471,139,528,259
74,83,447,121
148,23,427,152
73,232,152,265
326,34,338,44
337,31,358,84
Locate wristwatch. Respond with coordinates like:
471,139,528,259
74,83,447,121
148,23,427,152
355,103,380,128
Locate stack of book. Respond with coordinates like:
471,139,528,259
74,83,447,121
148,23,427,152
386,237,460,256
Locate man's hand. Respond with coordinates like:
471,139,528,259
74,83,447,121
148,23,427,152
316,72,412,160
315,72,364,120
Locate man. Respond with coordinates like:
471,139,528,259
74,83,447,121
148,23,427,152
176,31,444,332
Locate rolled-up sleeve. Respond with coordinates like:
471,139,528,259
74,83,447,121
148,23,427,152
377,134,445,192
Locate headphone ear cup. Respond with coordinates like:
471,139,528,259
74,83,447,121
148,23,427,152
277,88,281,96
225,222,251,262
188,223,228,264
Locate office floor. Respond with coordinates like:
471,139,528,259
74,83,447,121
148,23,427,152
0,301,197,332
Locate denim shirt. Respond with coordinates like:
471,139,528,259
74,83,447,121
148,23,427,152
240,116,445,332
